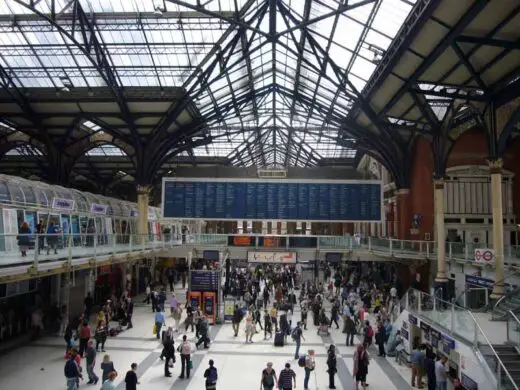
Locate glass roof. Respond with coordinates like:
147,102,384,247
86,144,126,156
0,0,417,167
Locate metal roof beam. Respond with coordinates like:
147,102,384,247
379,0,489,116
456,35,520,50
165,0,268,38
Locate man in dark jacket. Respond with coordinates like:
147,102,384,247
126,298,134,329
64,349,82,388
196,316,210,349
163,335,176,377
232,305,242,337
343,315,356,346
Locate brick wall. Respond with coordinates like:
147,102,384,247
407,129,520,237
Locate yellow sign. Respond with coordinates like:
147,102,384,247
224,300,235,321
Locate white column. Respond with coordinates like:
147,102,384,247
434,179,447,282
490,159,505,298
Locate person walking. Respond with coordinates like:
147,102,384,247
126,297,134,329
278,362,296,390
291,321,305,359
326,344,337,389
196,315,210,349
264,309,273,340
163,334,176,377
95,320,107,352
17,222,31,257
260,362,278,390
376,322,386,357
353,344,369,390
303,349,316,390
85,340,99,385
101,371,117,390
124,363,140,390
64,349,83,390
143,284,151,304
78,320,91,357
203,359,218,390
344,315,356,346
411,344,425,388
154,309,165,339
232,305,242,337
423,351,436,390
100,354,116,384
435,356,448,390
178,334,192,379
245,313,255,344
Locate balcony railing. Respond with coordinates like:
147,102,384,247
2,233,519,269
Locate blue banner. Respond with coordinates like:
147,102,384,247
163,179,382,221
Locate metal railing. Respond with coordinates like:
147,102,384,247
0,233,180,268
188,233,520,265
3,232,520,269
507,310,520,346
402,288,519,390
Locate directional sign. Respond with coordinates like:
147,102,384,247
474,248,495,264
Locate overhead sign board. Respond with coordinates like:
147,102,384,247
91,203,108,215
52,197,75,211
162,177,383,222
247,251,296,264
474,248,495,264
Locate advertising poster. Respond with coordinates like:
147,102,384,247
224,300,235,321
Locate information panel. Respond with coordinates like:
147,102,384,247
163,178,382,221
190,270,219,292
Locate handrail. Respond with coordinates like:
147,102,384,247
468,310,520,390
507,310,520,346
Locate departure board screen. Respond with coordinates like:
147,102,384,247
163,178,382,221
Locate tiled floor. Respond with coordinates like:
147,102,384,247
0,295,413,390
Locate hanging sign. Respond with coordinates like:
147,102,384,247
247,251,297,263
52,197,75,211
474,248,495,264
90,203,108,215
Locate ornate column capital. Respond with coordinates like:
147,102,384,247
487,158,503,174
395,188,410,196
433,179,445,190
137,185,151,196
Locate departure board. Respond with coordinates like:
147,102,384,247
163,178,382,221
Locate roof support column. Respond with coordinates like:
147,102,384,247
434,179,447,284
489,159,505,298
137,185,151,241
395,188,411,240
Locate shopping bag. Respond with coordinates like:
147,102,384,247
152,324,157,335
188,360,193,370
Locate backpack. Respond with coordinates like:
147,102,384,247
366,326,374,338
298,355,306,367
207,367,217,382
291,327,300,340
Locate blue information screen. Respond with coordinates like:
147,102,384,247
163,179,382,221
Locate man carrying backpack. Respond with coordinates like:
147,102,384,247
292,321,305,360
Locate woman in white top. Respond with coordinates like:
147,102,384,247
178,334,192,379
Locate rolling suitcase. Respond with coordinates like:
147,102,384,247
274,332,284,347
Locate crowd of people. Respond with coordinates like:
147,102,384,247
57,260,466,390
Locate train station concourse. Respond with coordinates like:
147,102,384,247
0,0,520,389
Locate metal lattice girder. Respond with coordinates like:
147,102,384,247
378,0,490,117
13,0,142,151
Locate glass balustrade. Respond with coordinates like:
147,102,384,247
1,233,517,270
403,289,519,390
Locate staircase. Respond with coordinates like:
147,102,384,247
480,344,520,389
